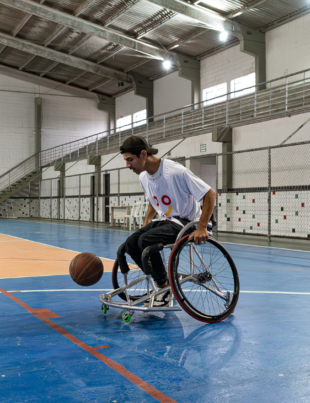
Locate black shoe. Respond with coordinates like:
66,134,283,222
153,290,170,307
143,288,170,307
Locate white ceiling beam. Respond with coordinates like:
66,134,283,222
0,63,101,96
0,0,167,60
73,0,96,17
146,0,237,34
132,9,177,39
104,0,142,27
89,78,113,92
226,0,267,19
0,32,131,82
0,0,46,56
39,34,92,77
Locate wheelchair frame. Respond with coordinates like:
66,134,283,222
99,221,237,323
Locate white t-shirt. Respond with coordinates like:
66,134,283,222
139,159,211,226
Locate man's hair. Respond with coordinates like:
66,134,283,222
120,135,158,156
125,149,152,158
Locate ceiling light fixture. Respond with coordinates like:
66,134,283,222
219,31,229,42
232,11,243,17
163,60,172,70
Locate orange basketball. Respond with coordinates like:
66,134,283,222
70,252,103,286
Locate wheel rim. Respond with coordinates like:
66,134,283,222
112,248,171,302
169,236,239,323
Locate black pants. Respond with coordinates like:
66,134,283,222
124,219,192,286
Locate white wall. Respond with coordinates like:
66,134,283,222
0,72,35,175
233,112,310,151
41,131,222,184
115,91,146,120
65,160,96,176
154,71,192,116
266,12,310,82
0,67,108,176
116,71,192,119
42,95,108,151
200,12,310,93
200,44,255,95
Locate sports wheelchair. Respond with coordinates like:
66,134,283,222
99,220,240,323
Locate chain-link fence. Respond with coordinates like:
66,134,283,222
1,140,309,240
217,141,310,240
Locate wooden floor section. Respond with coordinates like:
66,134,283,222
0,234,114,278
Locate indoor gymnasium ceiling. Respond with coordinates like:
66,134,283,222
0,0,309,96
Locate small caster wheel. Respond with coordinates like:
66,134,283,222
102,305,108,314
122,311,132,323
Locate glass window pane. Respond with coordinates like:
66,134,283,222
116,115,132,132
202,83,227,106
133,109,147,127
230,73,256,98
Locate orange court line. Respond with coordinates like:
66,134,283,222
0,234,114,279
0,287,177,403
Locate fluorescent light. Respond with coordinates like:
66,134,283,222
163,60,172,70
170,44,180,49
232,11,242,17
219,31,229,42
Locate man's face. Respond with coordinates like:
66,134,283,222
123,151,147,175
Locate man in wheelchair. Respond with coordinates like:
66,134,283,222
118,135,216,306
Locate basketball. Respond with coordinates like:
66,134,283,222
70,252,103,286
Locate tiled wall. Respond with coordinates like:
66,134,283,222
2,190,309,239
218,190,310,238
0,199,30,218
218,192,268,235
271,191,310,238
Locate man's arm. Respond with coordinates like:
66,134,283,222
142,202,157,227
189,188,216,244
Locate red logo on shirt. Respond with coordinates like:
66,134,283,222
153,195,172,216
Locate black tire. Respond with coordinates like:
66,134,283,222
112,247,172,302
112,258,147,302
169,235,239,323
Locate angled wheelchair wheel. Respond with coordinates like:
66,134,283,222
168,235,240,323
112,247,172,302
112,257,147,302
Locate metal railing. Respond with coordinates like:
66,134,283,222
39,66,310,167
3,139,310,240
2,66,310,190
0,154,38,192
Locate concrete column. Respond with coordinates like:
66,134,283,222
34,96,42,170
131,73,154,120
222,142,232,190
212,126,232,190
54,160,65,219
54,159,65,195
87,156,101,197
238,24,266,90
175,54,201,107
87,155,101,222
97,95,116,133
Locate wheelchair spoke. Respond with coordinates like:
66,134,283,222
169,237,239,322
113,248,171,302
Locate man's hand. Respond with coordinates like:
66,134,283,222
189,227,209,245
189,189,216,245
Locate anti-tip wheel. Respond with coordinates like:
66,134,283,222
122,311,132,323
102,305,108,314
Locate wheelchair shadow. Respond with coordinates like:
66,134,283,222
101,308,241,377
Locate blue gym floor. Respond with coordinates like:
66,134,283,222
1,219,310,402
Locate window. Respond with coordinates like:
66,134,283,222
202,83,227,106
230,73,256,98
133,109,147,127
116,114,132,132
